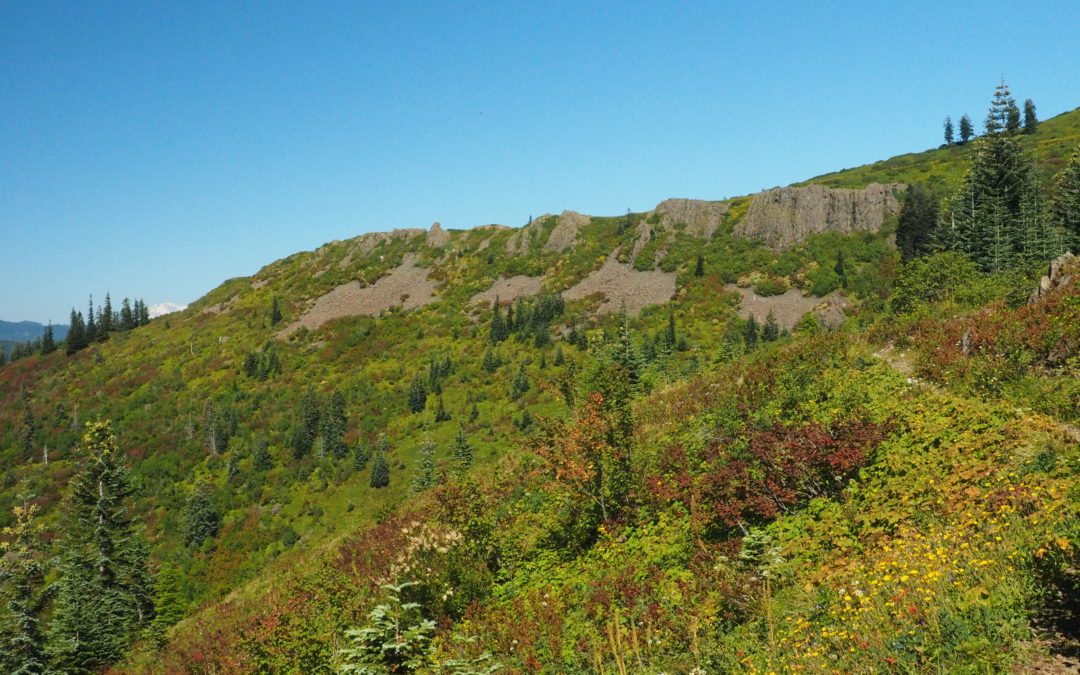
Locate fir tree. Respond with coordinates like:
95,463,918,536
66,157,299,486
959,114,974,144
85,297,96,343
269,297,283,326
50,421,153,671
100,294,114,335
66,309,87,355
450,425,473,476
1052,144,1080,246
943,116,954,146
1023,99,1038,135
40,322,56,355
433,395,451,423
762,311,780,342
488,297,509,344
407,375,428,414
323,391,348,460
290,388,320,459
17,391,36,460
510,363,530,400
664,310,677,350
0,505,52,675
352,443,368,472
694,253,705,277
481,347,501,374
896,183,939,261
149,563,185,643
120,299,134,331
410,442,437,493
252,437,273,472
183,484,220,548
744,315,759,350
370,451,390,489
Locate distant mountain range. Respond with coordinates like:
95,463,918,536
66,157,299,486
0,319,69,343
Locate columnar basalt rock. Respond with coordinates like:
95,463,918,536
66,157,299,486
735,183,906,250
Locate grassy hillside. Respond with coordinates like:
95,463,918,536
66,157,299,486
796,105,1080,195
0,102,1078,673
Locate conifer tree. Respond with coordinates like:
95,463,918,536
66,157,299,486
370,451,390,489
1023,99,1038,135
450,425,473,476
50,421,153,671
149,563,185,642
183,484,220,548
17,391,36,460
433,395,451,423
352,443,368,472
896,183,939,260
410,442,437,493
510,363,530,400
488,297,508,344
959,114,974,144
1052,144,1080,247
323,391,348,460
100,294,114,335
694,253,705,277
0,505,52,674
269,297,283,326
407,375,428,414
744,315,759,350
66,309,86,355
120,299,134,331
252,437,273,472
40,322,56,355
481,347,501,374
762,311,780,342
290,389,320,459
943,116,954,146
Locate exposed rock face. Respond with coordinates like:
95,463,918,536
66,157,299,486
505,216,549,255
352,228,426,254
735,183,906,250
544,210,590,251
1029,252,1079,303
564,253,676,316
279,254,439,336
469,275,544,305
650,198,730,238
426,222,450,247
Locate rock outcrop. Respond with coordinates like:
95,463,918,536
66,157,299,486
735,183,906,250
1029,252,1079,303
650,198,730,238
544,211,589,252
426,222,450,247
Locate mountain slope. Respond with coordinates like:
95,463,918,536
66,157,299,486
0,105,1078,673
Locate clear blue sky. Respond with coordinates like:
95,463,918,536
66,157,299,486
3,1,1079,323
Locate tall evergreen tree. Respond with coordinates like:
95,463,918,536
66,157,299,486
0,505,52,675
410,442,437,493
694,253,705,277
183,484,220,548
323,391,348,460
450,425,473,476
17,391,37,460
407,375,428,414
744,315,759,350
290,388,320,459
65,309,86,355
119,299,134,331
50,421,153,672
1023,99,1038,135
269,296,283,326
352,443,368,472
149,563,185,642
762,311,780,342
100,294,114,335
40,322,56,355
85,297,96,342
984,81,1016,135
1052,144,1080,247
943,116,954,146
252,436,273,472
370,451,390,489
958,114,974,144
488,297,509,344
896,183,939,260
